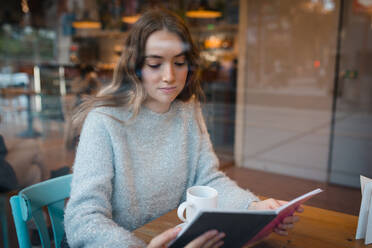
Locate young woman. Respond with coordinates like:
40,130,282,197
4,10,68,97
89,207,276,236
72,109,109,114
64,9,302,248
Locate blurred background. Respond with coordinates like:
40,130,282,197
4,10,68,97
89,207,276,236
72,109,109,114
0,1,371,245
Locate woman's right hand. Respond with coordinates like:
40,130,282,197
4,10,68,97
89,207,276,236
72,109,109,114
147,226,225,248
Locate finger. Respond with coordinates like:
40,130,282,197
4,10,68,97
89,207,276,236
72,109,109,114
265,199,282,209
203,232,225,248
185,230,218,248
277,200,288,206
278,223,294,230
274,227,288,236
149,227,181,248
212,240,224,248
248,201,258,210
282,215,299,224
271,199,282,209
296,206,304,213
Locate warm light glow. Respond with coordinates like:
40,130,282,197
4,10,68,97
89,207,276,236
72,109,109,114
358,0,372,7
122,15,141,24
72,21,101,29
98,63,116,70
21,0,29,13
186,10,222,18
204,36,222,49
314,60,321,68
354,0,372,14
301,0,335,14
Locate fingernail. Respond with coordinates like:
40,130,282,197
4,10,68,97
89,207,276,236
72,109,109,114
219,232,226,238
208,230,218,236
217,241,224,247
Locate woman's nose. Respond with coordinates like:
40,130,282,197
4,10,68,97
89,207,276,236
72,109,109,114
162,63,175,83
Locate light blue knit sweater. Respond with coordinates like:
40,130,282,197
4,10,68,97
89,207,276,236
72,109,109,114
64,100,259,247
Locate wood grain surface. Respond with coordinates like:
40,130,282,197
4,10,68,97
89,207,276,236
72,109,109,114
133,205,372,248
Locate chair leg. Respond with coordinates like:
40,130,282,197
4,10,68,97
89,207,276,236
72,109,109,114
10,196,32,248
0,196,9,248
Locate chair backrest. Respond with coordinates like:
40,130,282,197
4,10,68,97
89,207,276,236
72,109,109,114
10,174,72,248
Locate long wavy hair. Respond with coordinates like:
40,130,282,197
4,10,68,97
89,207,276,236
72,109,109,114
72,9,203,131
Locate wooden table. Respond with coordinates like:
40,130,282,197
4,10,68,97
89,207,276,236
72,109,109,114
133,205,372,248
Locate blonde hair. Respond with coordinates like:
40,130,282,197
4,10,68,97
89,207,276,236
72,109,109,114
72,9,203,131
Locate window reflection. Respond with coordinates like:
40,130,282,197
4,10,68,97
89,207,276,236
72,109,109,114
0,0,371,192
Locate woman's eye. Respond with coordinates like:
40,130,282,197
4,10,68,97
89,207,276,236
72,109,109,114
148,64,161,68
175,61,186,67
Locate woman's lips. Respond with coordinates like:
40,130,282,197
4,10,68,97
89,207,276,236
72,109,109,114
159,87,177,94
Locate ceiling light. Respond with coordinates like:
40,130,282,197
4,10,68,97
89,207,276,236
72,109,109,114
122,15,140,24
72,21,101,29
186,0,222,19
186,9,222,19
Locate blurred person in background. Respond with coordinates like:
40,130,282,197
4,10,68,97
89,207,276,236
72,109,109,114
0,116,45,191
64,65,103,150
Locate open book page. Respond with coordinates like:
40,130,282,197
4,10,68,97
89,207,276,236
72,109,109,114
247,188,323,245
356,177,372,244
366,197,372,244
169,188,323,248
361,175,372,195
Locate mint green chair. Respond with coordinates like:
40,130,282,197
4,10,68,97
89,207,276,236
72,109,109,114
10,174,72,248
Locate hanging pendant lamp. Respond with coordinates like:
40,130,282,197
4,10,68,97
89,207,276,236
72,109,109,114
72,21,101,29
122,14,141,24
186,0,222,19
72,10,101,29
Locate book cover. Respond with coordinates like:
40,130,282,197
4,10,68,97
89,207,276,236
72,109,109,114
168,188,322,248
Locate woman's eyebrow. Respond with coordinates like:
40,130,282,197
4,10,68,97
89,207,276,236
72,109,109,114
144,52,185,59
145,55,162,59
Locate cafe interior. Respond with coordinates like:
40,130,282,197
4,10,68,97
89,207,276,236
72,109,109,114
0,0,371,247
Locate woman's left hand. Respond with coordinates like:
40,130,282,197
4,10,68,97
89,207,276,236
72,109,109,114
248,198,304,235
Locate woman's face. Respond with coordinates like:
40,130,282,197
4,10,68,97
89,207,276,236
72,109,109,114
141,29,188,113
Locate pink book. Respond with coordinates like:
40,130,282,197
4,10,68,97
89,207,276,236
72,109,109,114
169,188,323,248
246,188,323,245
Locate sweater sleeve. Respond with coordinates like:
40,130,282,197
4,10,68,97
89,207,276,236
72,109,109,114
64,111,146,248
192,104,260,210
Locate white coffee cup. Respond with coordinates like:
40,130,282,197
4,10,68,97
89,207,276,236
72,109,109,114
177,186,218,223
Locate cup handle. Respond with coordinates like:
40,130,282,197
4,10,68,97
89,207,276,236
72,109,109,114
177,201,193,222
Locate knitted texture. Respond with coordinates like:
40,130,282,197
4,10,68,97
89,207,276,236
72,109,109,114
64,100,259,247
